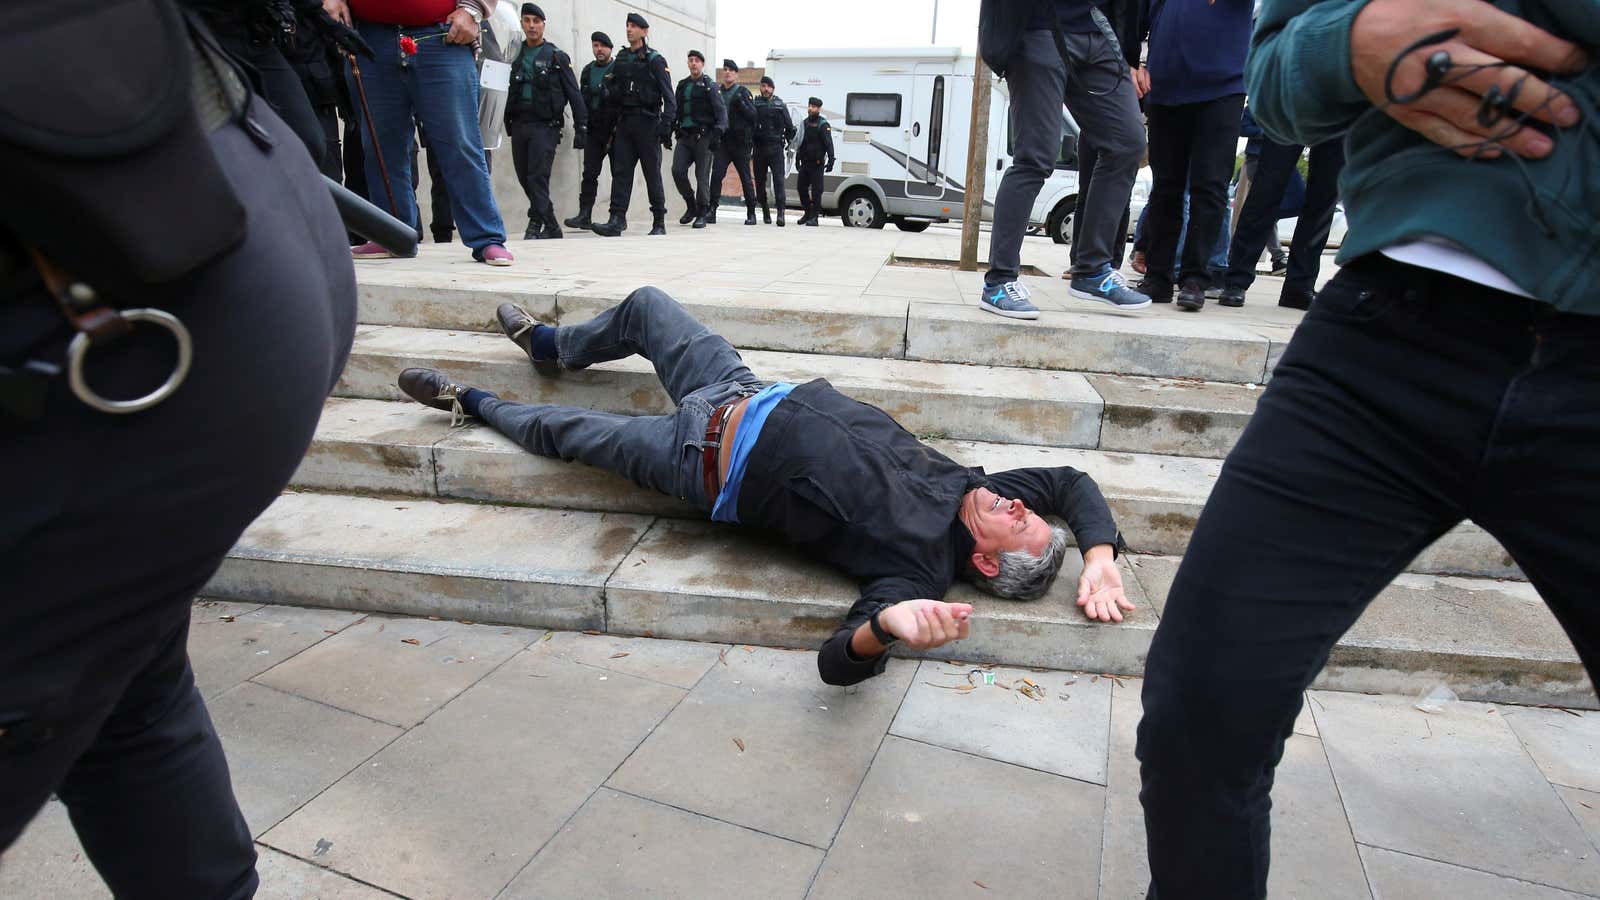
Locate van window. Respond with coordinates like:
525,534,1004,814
846,93,901,127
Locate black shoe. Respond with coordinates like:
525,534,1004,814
744,204,757,225
1136,279,1173,304
495,302,561,377
804,215,819,227
1176,278,1207,311
1219,287,1247,308
524,221,541,240
692,213,706,228
432,231,453,244
398,367,474,425
563,206,593,229
776,212,785,227
1279,289,1315,311
1269,260,1289,277
591,214,626,237
542,218,563,239
678,209,696,225
649,215,667,236
762,207,772,224
705,206,717,224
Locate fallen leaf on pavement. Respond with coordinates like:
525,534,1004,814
733,738,745,752
218,614,235,622
540,632,553,642
719,648,729,666
582,630,602,635
925,682,976,693
974,881,988,890
609,652,630,659
400,638,420,646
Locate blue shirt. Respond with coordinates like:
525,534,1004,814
710,382,798,523
1144,0,1252,106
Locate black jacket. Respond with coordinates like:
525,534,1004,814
979,0,1143,77
739,380,1121,686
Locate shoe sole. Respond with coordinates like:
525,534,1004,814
481,258,513,266
1175,299,1205,311
1067,285,1152,311
352,251,394,259
977,301,1040,321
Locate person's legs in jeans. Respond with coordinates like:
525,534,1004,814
1141,103,1194,299
410,32,508,251
1178,94,1245,285
1137,260,1568,899
1061,31,1144,278
350,21,422,232
1224,139,1304,292
425,137,455,242
1280,138,1347,300
986,30,1065,288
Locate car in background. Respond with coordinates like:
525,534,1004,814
1126,167,1347,249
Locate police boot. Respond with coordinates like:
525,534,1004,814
591,213,626,237
525,219,542,240
542,215,563,239
678,207,696,225
649,213,667,236
776,208,785,227
744,201,757,226
705,203,717,225
692,205,707,229
563,205,593,229
762,204,772,224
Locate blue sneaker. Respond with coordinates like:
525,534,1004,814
1069,267,1153,310
977,281,1040,320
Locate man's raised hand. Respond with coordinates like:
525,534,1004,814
1077,546,1134,623
879,599,972,650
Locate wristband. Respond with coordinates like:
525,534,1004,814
868,608,897,646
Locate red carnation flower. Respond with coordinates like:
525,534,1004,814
399,35,418,55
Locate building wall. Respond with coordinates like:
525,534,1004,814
416,0,717,234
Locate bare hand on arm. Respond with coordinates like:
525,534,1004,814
445,7,480,44
1351,0,1586,159
850,599,972,658
1131,66,1150,99
1077,544,1134,623
323,0,350,26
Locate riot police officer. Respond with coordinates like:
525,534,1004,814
591,13,675,237
707,59,757,225
796,96,835,226
505,3,585,240
563,31,616,231
669,50,727,229
751,76,796,227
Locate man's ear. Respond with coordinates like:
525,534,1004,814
971,550,1000,579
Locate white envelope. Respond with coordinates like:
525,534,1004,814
480,59,511,92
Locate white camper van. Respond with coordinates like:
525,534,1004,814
763,46,1082,240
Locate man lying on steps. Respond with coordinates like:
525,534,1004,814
395,287,1135,684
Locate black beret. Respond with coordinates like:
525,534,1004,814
722,59,739,72
520,3,543,18
808,96,822,107
626,12,648,29
590,31,612,48
687,49,705,62
760,76,774,87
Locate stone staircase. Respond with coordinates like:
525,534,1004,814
204,249,1593,708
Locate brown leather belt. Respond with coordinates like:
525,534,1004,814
702,400,738,507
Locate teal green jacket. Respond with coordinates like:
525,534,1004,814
1248,0,1600,313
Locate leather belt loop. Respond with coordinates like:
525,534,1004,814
26,247,130,345
702,401,736,508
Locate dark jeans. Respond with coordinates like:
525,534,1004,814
752,142,788,213
988,28,1145,284
609,114,667,219
797,161,825,216
478,287,762,510
1143,94,1246,296
1073,144,1132,271
576,119,615,209
671,128,716,214
1,106,356,896
510,121,563,228
1137,256,1600,899
1225,138,1346,299
713,137,757,205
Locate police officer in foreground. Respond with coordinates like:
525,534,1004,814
505,3,585,240
751,75,796,227
563,31,616,231
670,50,728,229
591,12,675,237
795,96,835,227
708,59,758,225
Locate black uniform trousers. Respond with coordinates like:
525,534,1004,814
1224,137,1346,300
797,160,825,217
1137,255,1600,898
510,120,564,230
1142,94,1246,297
752,140,788,213
210,28,326,167
671,128,716,214
712,136,756,205
577,117,616,210
0,106,357,897
608,112,667,219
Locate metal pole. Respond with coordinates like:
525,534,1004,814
931,0,939,43
958,55,992,271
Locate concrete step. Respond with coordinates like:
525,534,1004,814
298,399,1519,581
206,492,1591,709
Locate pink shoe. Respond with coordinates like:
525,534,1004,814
479,244,514,266
351,241,395,259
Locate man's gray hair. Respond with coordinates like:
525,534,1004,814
965,524,1072,600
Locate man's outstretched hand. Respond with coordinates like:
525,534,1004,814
1078,545,1134,623
879,599,972,650
1350,0,1586,159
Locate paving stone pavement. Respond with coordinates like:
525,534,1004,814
3,602,1596,899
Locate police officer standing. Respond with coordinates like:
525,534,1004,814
795,97,835,227
670,51,728,229
591,13,675,237
751,76,796,227
563,31,616,231
707,59,757,225
505,3,585,240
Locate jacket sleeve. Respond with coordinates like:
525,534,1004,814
558,52,587,130
710,79,729,131
1247,0,1377,145
654,55,677,127
816,576,925,686
822,121,835,164
984,467,1121,555
735,87,757,125
781,104,797,143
